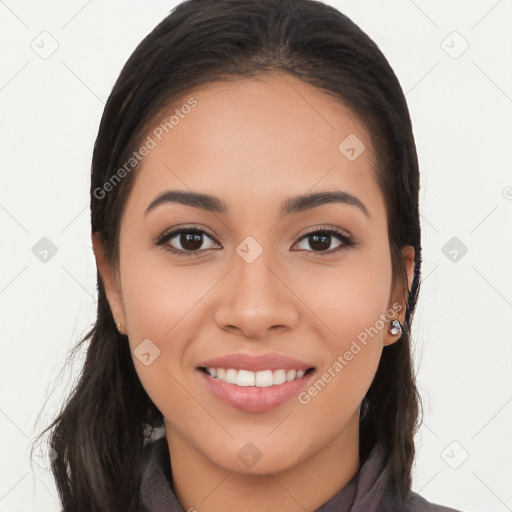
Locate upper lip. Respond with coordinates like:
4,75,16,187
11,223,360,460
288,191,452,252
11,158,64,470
197,352,315,372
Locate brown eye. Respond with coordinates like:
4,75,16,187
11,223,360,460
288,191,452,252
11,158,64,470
292,228,356,255
157,228,220,256
177,231,204,251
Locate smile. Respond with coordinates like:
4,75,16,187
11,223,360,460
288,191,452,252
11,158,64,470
196,367,316,412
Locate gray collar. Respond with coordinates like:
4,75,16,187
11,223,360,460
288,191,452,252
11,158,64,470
137,437,395,512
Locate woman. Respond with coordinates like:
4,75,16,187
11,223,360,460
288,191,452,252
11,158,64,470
34,0,464,510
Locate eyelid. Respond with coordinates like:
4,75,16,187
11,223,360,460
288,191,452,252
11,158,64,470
297,224,352,239
156,224,219,242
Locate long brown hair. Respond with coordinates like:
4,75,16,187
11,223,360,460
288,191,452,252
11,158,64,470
33,1,423,510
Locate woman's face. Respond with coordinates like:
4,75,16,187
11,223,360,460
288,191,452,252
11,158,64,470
94,72,414,476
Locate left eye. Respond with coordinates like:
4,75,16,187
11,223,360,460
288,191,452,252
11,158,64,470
292,229,351,254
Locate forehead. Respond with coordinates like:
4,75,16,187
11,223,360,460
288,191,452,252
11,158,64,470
124,72,385,221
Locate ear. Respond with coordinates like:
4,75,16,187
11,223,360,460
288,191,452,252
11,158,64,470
383,245,415,346
91,232,127,334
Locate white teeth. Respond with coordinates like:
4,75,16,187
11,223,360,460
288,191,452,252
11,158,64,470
273,369,286,385
225,368,237,384
255,370,273,387
205,367,310,387
237,370,255,387
286,369,297,381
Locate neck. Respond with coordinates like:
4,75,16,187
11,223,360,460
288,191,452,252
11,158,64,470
164,412,361,512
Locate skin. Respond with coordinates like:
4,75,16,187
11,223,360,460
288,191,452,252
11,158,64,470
93,71,415,512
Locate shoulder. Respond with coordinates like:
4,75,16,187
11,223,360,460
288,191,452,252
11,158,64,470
400,490,465,512
375,488,464,512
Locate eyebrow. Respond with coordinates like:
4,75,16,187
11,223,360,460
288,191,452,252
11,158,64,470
144,189,370,219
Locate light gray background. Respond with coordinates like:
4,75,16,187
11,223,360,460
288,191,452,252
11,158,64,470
1,1,511,511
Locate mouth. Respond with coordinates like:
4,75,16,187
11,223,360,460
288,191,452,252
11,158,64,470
196,366,316,412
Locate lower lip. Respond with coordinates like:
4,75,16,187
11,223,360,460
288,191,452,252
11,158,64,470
197,369,315,412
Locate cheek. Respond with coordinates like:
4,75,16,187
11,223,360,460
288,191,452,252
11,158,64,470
120,243,211,341
296,243,393,351
292,243,392,405
118,247,218,418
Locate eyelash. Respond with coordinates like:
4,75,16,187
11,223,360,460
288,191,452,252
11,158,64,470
155,225,358,258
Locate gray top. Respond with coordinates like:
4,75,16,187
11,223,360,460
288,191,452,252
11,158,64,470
137,437,463,511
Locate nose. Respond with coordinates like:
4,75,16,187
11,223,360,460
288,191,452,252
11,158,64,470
213,248,300,340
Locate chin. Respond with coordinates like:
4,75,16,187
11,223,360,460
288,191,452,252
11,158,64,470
203,438,308,476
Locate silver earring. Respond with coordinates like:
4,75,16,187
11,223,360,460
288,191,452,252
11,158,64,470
388,319,402,336
115,321,123,333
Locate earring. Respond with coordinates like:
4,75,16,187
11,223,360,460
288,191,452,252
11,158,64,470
115,321,123,334
388,318,402,336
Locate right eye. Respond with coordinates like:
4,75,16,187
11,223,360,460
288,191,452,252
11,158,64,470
156,227,221,257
